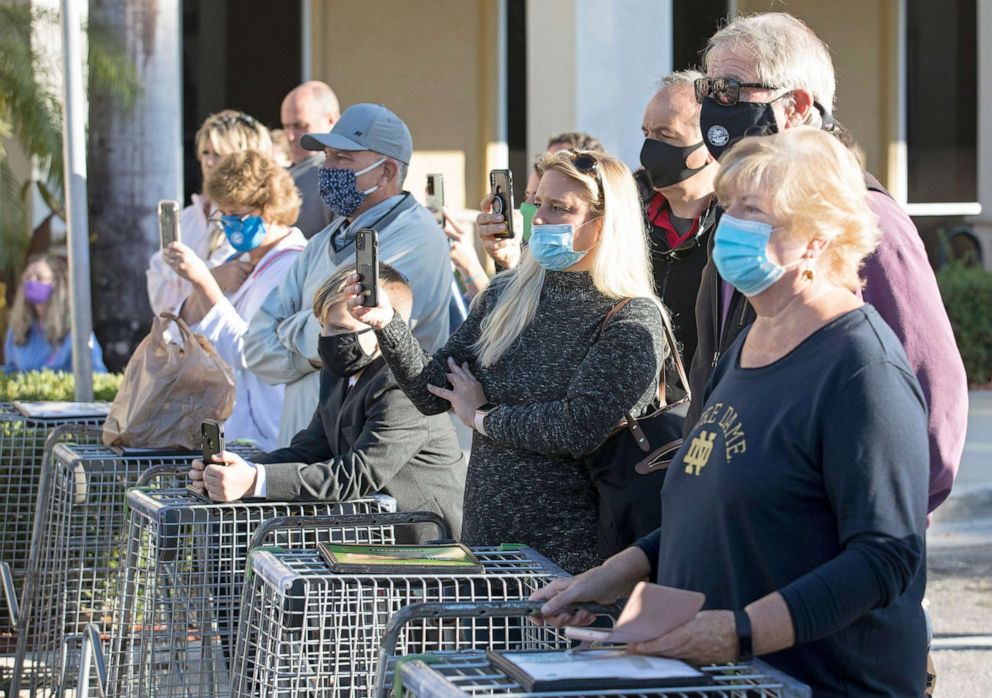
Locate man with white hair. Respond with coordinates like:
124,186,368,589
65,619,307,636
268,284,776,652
281,80,341,238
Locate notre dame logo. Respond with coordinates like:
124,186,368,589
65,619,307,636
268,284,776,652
684,430,716,476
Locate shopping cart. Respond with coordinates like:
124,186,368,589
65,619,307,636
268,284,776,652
393,655,812,697
230,543,571,697
104,489,400,698
0,404,106,653
8,441,257,697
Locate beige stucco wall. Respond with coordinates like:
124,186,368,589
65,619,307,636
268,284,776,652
308,0,500,209
735,0,899,189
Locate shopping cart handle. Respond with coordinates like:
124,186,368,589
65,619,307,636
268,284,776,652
0,561,18,629
247,511,451,551
374,600,619,698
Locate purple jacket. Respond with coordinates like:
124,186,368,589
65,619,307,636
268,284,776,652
686,178,968,515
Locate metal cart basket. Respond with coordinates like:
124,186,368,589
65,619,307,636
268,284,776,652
104,488,399,698
9,442,255,697
230,544,571,698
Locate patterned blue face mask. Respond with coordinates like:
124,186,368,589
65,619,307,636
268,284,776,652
529,218,599,272
220,214,267,252
712,213,801,296
318,157,386,218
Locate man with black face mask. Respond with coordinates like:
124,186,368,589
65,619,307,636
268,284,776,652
192,263,466,540
636,69,719,365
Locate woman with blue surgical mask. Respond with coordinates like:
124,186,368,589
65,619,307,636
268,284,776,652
344,149,670,574
164,150,306,450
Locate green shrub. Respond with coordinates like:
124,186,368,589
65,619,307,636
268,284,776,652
0,370,122,402
937,261,992,386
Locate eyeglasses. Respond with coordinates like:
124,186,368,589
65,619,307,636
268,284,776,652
694,77,779,106
565,149,603,198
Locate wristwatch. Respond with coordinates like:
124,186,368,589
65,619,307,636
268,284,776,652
474,403,497,435
733,609,754,662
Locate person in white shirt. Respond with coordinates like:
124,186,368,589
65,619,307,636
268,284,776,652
163,150,305,451
146,110,273,316
244,103,453,447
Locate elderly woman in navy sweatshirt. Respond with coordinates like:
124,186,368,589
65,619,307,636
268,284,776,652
534,129,930,698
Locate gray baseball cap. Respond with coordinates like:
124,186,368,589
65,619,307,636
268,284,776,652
300,103,412,164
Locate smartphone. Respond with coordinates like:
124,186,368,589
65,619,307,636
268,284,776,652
355,228,379,307
489,169,515,239
426,173,445,227
158,200,181,248
201,419,225,466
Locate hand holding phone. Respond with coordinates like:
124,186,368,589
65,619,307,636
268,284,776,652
355,228,380,307
426,173,445,227
201,419,226,465
488,169,515,239
158,200,181,249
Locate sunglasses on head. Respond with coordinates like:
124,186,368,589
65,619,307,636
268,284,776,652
694,77,780,106
565,149,604,197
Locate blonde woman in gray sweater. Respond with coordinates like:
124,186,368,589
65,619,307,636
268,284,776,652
348,149,667,572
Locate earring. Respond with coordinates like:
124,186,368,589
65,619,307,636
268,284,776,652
802,262,814,282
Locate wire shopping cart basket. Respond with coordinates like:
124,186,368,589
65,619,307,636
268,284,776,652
0,404,106,655
393,654,812,697
104,489,400,698
230,544,571,698
8,442,258,697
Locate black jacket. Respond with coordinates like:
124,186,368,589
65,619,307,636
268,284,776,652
258,356,467,540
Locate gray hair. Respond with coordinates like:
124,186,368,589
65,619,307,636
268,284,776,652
657,68,705,92
703,13,835,128
395,160,408,187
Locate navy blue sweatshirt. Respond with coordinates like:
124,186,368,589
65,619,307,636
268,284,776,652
636,305,929,697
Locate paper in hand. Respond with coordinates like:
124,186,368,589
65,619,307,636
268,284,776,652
567,582,705,645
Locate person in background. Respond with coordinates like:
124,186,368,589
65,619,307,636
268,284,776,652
534,128,930,697
164,150,306,451
269,128,294,168
347,149,666,573
146,109,272,316
189,264,466,540
280,80,341,238
636,69,719,366
245,103,452,448
689,12,967,517
3,254,107,374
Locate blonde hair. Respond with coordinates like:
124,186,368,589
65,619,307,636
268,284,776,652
10,254,71,346
312,263,412,323
715,127,880,292
474,150,665,368
704,13,835,128
194,110,273,162
205,150,302,227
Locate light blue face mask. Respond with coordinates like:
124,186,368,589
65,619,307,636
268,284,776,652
711,213,793,297
529,220,597,271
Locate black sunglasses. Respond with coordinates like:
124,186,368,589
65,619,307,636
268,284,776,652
565,149,604,197
694,77,779,106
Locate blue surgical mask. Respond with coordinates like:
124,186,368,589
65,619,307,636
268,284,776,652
713,213,800,297
220,214,267,252
529,219,598,272
318,157,386,217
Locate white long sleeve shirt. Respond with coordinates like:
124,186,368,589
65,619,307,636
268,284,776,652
189,229,307,451
244,194,453,447
147,194,236,316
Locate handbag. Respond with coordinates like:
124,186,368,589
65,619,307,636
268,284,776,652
102,313,236,450
584,299,691,559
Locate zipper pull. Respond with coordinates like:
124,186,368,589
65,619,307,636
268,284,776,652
711,350,721,368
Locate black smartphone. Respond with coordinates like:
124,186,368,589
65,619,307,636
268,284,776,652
488,169,515,239
158,200,181,248
201,419,225,465
355,228,379,307
426,173,445,227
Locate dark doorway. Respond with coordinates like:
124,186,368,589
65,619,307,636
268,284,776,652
673,0,727,71
181,0,302,200
506,0,528,202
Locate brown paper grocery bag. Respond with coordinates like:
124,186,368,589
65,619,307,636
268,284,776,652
102,313,236,450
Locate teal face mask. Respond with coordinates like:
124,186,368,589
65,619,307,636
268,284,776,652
712,213,798,296
520,202,537,243
529,218,599,271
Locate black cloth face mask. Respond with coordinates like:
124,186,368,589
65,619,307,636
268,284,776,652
639,138,708,189
318,328,376,377
699,96,779,159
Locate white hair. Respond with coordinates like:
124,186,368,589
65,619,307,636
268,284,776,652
657,68,705,92
473,150,666,368
704,12,835,128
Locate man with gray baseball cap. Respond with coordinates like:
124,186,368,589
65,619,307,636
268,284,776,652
246,103,453,446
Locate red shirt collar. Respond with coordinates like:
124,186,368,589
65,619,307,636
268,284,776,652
647,191,700,249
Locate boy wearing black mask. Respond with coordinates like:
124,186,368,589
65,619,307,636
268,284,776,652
189,263,466,540
636,69,719,366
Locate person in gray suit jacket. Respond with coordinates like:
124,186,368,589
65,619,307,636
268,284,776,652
189,264,467,540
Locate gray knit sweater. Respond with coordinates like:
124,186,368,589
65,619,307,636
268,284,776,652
376,270,665,573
